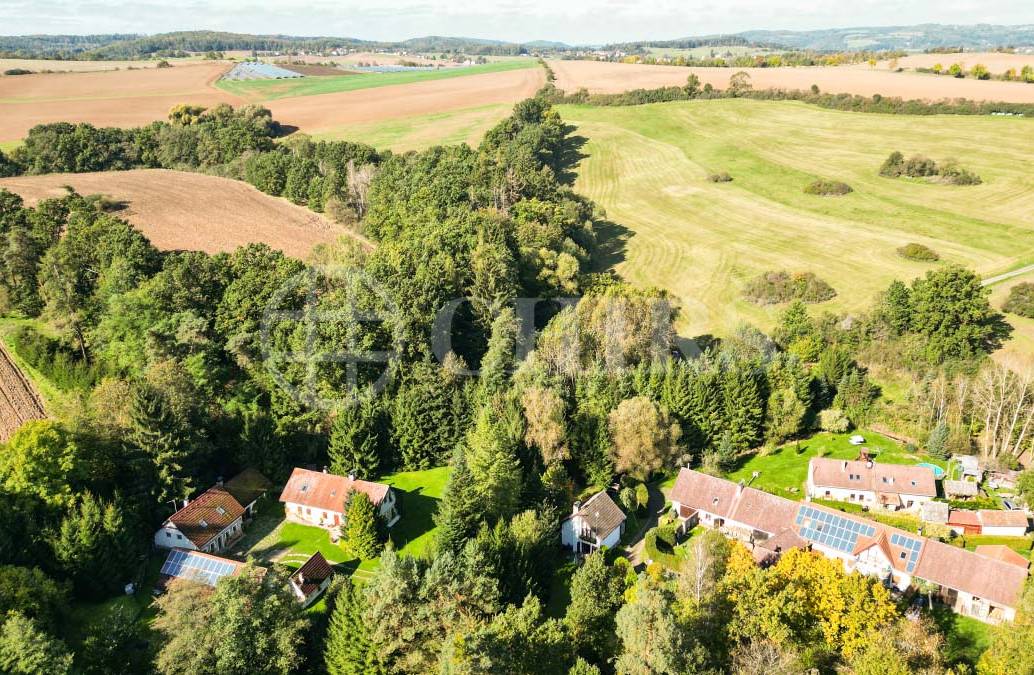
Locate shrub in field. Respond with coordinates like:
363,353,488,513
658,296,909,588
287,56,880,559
803,180,852,196
936,160,982,185
1003,282,1034,318
707,172,732,183
743,270,837,304
3,68,33,75
897,243,940,262
819,408,850,433
879,151,905,177
903,154,938,177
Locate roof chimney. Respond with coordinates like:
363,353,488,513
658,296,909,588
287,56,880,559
736,480,744,496
866,460,874,469
572,500,582,516
348,473,355,481
216,476,224,486
842,461,848,472
323,466,328,473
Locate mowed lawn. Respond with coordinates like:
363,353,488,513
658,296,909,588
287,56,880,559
245,466,451,578
719,430,943,499
217,59,537,101
558,100,1034,341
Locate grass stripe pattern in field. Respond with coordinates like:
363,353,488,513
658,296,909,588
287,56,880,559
313,103,513,152
558,99,1034,340
217,59,538,101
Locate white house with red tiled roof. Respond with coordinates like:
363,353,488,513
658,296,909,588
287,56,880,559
806,457,937,511
289,552,335,607
669,468,1028,624
279,467,400,530
154,486,245,554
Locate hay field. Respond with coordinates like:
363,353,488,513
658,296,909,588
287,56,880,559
558,99,1034,338
217,59,537,100
313,103,514,151
547,59,1034,102
267,67,544,137
0,62,240,143
0,169,346,259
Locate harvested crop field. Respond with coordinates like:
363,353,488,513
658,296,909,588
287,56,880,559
547,59,1034,102
876,52,1034,75
0,169,348,259
266,66,544,135
0,63,242,143
558,99,1034,339
0,57,198,74
0,342,46,442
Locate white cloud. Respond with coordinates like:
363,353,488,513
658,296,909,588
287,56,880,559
1,0,1033,44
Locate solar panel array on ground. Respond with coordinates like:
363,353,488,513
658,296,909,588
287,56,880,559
890,532,923,573
796,505,877,554
222,62,304,81
160,549,239,586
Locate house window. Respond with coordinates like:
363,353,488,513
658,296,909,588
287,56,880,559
825,490,831,497
176,533,183,540
900,552,906,559
306,508,311,515
165,531,171,538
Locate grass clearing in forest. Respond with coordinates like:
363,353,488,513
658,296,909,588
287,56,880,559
217,59,537,100
558,99,1034,342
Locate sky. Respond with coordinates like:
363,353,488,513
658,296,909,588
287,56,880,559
2,0,1034,44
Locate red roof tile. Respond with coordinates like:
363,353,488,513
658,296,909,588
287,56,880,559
290,552,334,597
974,545,1030,569
279,468,390,514
166,487,245,548
915,539,1028,608
809,457,937,497
977,510,1029,529
948,510,981,527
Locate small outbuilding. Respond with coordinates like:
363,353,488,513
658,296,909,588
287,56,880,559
289,552,335,607
944,480,978,500
952,455,982,481
920,501,950,524
224,468,273,517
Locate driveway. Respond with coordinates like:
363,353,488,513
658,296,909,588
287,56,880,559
623,481,667,568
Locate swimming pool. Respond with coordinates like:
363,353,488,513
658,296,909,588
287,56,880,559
916,462,945,478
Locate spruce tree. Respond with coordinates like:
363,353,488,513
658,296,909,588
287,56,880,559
434,448,482,556
329,394,382,479
722,364,764,452
128,384,192,504
466,402,522,522
479,307,518,399
565,550,626,664
325,581,384,675
926,422,950,459
341,491,383,560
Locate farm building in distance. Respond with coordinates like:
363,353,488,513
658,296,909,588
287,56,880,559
806,457,937,511
279,467,400,530
670,468,1029,624
560,491,626,554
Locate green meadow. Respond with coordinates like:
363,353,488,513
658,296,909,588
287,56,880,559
556,99,1034,340
217,59,537,100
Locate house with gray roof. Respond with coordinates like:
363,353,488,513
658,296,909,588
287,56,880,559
561,491,626,554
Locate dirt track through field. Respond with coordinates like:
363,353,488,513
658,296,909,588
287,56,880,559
0,63,242,142
0,169,360,259
266,66,544,134
548,59,1034,103
0,342,46,442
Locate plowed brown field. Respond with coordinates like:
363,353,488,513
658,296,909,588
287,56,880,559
0,62,242,143
0,343,46,441
0,169,354,259
547,59,1034,102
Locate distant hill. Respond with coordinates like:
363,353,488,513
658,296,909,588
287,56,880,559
732,24,1034,51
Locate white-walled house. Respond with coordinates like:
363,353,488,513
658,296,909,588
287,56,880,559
949,509,1029,537
561,491,626,554
669,468,1027,624
279,467,400,530
154,486,245,554
806,457,937,511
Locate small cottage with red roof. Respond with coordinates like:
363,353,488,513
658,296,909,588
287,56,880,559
289,552,335,607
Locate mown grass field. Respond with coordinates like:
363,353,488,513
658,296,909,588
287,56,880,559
217,59,537,100
557,100,1034,341
313,103,513,151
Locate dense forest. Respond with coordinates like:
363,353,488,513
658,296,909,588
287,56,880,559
0,93,1031,674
